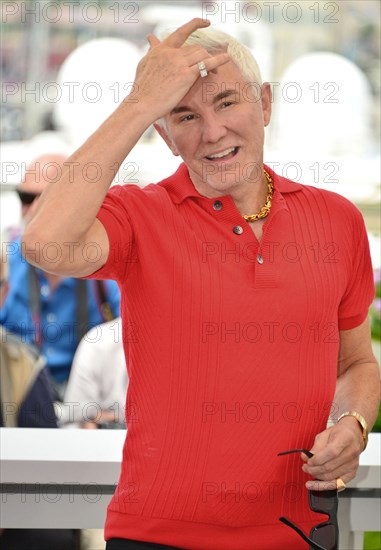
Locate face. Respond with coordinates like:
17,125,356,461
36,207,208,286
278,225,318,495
155,60,272,199
17,155,66,221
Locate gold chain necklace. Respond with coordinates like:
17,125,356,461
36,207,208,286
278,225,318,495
242,170,273,223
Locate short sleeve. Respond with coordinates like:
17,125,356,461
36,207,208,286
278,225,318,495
85,186,137,284
338,209,375,330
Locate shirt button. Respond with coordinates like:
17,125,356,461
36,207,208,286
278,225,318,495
257,254,264,264
213,200,223,211
46,313,56,323
233,225,243,235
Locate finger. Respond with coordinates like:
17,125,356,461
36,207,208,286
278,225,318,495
147,33,161,48
185,49,212,68
305,441,359,472
206,52,232,73
164,18,210,48
305,469,356,491
303,447,358,470
307,438,347,468
190,51,231,77
304,461,359,485
305,479,340,492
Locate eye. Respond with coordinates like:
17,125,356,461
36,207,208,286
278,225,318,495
220,101,234,109
180,114,195,122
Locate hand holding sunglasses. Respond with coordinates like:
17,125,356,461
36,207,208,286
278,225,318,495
278,449,340,550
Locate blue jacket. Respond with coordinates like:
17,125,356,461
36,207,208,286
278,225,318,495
0,240,120,383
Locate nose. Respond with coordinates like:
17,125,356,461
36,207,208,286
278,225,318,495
201,112,228,144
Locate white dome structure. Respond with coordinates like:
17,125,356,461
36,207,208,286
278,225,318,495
272,52,373,156
53,38,141,147
265,52,380,202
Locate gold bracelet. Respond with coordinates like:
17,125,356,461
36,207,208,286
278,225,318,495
337,411,368,450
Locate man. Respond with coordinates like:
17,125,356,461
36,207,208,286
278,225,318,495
0,246,79,550
0,244,57,429
16,154,66,223
22,19,380,550
1,155,120,399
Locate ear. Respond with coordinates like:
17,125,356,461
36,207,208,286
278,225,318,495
261,82,272,127
153,122,180,156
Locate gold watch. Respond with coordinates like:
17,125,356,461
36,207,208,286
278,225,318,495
337,411,368,450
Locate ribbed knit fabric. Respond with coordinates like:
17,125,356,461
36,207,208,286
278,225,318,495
87,163,374,549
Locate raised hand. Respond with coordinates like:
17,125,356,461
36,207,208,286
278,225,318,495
130,18,230,122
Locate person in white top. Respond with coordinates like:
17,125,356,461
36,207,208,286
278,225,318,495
60,317,127,549
62,317,128,429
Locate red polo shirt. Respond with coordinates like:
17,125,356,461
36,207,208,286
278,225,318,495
88,163,374,549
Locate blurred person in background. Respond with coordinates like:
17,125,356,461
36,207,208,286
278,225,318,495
21,19,380,550
0,244,79,550
0,154,120,400
0,242,57,429
62,316,128,550
16,154,65,225
62,316,127,429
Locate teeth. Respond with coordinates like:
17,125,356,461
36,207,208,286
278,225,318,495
207,147,236,159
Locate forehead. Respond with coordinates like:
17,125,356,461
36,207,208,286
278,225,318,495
20,168,48,194
20,156,65,193
175,60,248,108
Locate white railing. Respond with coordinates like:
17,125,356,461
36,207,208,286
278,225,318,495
0,429,380,549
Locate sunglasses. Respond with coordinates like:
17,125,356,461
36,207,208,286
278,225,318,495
16,190,41,205
278,449,339,550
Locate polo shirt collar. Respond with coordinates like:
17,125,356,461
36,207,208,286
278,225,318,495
158,163,199,204
159,162,303,205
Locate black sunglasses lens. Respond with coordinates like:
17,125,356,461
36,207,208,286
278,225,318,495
17,191,38,205
311,523,337,550
309,490,338,515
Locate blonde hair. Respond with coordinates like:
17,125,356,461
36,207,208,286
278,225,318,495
163,25,262,85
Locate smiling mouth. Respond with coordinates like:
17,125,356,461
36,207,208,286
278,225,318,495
205,147,239,161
